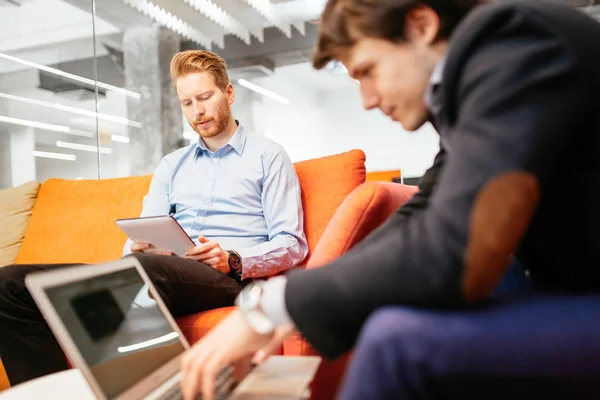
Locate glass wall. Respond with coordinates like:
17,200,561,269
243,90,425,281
0,0,152,189
0,0,102,188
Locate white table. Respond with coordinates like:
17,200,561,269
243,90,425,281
0,356,321,400
0,369,95,400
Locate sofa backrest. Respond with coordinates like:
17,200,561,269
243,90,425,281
16,176,152,264
15,150,366,266
294,149,366,260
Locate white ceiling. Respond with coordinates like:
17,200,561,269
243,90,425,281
265,62,355,92
0,0,37,7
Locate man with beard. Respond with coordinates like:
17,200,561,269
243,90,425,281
0,50,308,386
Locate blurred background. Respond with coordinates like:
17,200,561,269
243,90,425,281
1,0,598,188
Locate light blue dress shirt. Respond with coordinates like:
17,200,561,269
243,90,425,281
123,124,308,280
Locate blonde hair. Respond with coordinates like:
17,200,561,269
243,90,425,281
170,50,230,91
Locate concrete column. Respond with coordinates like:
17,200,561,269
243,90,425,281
0,98,10,189
10,127,36,187
0,127,36,189
0,134,10,189
123,24,183,176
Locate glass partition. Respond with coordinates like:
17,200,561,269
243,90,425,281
0,0,104,188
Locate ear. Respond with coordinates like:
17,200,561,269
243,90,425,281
226,83,235,105
404,4,440,46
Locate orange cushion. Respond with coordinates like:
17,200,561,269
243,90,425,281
16,176,152,265
307,182,418,269
294,149,366,259
177,308,236,344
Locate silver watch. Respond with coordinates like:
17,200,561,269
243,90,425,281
235,281,276,335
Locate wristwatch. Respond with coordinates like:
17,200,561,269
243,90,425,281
227,250,243,275
235,280,276,335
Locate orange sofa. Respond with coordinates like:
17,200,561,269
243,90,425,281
0,149,419,398
0,149,365,390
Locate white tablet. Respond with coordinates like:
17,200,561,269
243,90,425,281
115,215,196,257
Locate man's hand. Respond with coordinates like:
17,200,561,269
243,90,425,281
180,310,295,400
130,242,173,256
184,236,230,274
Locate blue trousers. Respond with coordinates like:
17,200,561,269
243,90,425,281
338,264,600,400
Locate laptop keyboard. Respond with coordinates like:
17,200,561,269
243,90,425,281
161,385,184,400
160,366,236,400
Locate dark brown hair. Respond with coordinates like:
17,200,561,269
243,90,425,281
170,50,230,91
313,0,482,69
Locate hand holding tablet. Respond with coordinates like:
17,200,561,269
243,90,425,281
115,216,196,257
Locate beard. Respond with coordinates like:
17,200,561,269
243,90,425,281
191,104,231,139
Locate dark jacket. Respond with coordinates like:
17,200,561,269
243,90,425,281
285,1,600,358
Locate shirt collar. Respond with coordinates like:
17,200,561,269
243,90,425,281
424,55,447,109
194,120,246,157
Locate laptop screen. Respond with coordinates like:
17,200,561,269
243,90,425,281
45,267,185,399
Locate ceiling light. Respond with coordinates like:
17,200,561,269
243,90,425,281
54,104,142,128
0,115,94,137
56,141,113,154
0,92,142,128
0,53,141,100
33,151,76,161
111,134,130,143
0,115,70,133
237,79,290,105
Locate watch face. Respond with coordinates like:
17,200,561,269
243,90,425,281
229,251,241,272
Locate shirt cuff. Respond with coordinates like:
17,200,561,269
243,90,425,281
260,276,294,327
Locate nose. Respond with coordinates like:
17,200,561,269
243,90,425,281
192,101,205,116
360,84,379,110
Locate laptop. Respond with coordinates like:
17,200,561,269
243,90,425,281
25,258,234,400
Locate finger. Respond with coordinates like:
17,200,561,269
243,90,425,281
252,326,295,364
182,351,209,400
181,361,201,400
185,242,217,256
181,348,196,373
147,250,173,256
131,242,150,252
202,256,223,267
184,254,218,264
252,339,279,365
198,235,209,243
201,359,223,400
192,248,221,262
